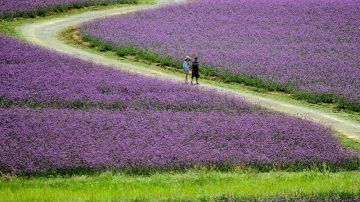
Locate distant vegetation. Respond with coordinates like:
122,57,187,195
0,0,138,19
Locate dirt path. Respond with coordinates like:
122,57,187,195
17,1,360,141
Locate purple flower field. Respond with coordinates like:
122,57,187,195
0,35,358,174
81,0,360,104
0,108,357,174
0,0,135,18
0,35,248,112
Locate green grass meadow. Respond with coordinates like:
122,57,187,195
1,171,359,201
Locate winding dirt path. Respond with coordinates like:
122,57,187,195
17,1,360,140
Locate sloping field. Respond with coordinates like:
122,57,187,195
1,35,358,175
1,0,360,200
80,0,360,111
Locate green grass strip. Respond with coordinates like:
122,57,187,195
338,133,360,154
81,35,360,113
1,171,359,201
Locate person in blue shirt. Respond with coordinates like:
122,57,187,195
183,56,192,83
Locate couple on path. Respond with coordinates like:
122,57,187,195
183,56,200,85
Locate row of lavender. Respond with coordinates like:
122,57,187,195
0,0,136,19
0,35,248,112
2,108,356,174
80,0,360,109
0,35,357,174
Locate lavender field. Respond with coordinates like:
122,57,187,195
0,0,136,18
0,35,358,175
1,108,357,174
81,0,360,108
0,35,247,112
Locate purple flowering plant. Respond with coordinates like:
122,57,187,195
81,0,360,111
0,35,358,175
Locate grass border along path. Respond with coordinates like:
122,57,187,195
1,171,360,201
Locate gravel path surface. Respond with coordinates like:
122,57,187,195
17,0,360,141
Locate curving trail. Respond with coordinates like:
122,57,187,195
17,1,360,141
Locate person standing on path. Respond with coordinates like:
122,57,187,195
191,57,200,85
183,56,192,83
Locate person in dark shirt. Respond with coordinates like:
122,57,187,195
191,57,200,85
